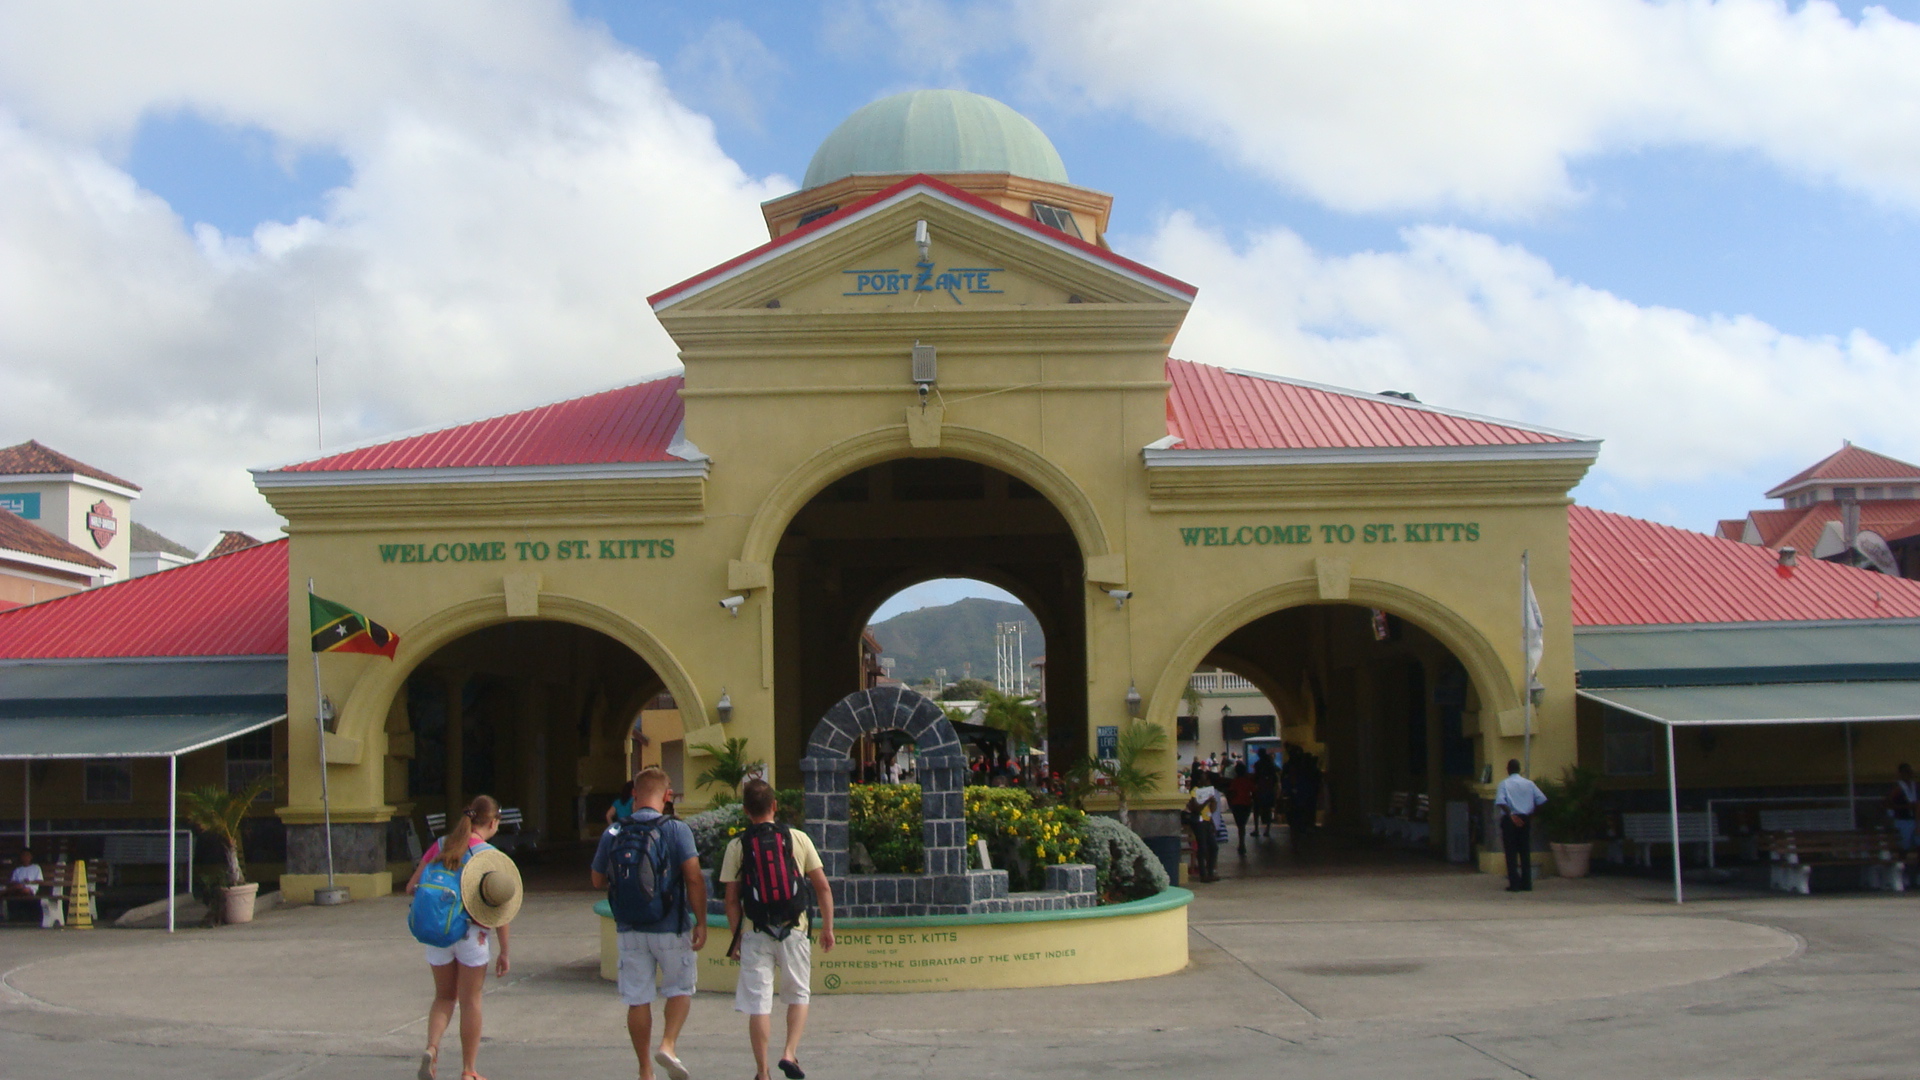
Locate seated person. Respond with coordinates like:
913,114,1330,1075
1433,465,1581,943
5,849,44,924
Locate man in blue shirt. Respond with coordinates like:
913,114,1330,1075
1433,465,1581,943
592,767,708,1080
1495,759,1549,892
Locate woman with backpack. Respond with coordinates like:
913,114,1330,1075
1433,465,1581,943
1185,770,1225,883
405,795,512,1080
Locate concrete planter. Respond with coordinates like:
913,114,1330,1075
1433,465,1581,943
221,882,260,924
1551,842,1593,879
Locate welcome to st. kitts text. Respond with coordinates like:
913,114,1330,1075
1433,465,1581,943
376,538,674,564
1180,523,1480,547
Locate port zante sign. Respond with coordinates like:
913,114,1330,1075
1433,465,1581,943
1180,522,1481,547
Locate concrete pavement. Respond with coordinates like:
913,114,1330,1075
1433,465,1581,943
5,862,1919,1079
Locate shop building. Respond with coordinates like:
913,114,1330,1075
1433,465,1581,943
0,441,140,584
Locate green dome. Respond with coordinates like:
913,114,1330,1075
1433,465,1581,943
802,90,1068,190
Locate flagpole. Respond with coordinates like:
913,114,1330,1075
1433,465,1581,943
309,578,338,897
1520,545,1536,772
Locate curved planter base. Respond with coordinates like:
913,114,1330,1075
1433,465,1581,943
1551,842,1593,879
596,888,1192,993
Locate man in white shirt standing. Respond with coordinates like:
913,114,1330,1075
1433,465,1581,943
1494,760,1548,892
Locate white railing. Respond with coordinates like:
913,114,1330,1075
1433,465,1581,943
1188,671,1256,693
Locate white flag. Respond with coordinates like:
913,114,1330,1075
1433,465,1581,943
1522,567,1545,680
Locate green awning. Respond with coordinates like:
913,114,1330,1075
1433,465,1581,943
0,712,285,759
1578,682,1920,727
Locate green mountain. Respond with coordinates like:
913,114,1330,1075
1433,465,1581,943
868,597,1045,689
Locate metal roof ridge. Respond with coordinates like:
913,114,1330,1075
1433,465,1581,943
254,460,710,489
1206,363,1599,443
1142,443,1601,467
1575,616,1920,633
0,654,285,667
252,368,685,474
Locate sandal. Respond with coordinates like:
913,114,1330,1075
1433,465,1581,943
779,1059,806,1079
417,1051,436,1080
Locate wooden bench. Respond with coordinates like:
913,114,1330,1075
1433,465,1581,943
4,861,101,927
1620,812,1727,867
423,807,536,856
1758,807,1856,833
1762,830,1907,894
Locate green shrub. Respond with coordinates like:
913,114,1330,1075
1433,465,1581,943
850,782,924,873
963,787,1085,891
682,803,747,869
1081,814,1168,901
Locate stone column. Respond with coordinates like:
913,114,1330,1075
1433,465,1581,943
919,752,968,876
800,755,851,878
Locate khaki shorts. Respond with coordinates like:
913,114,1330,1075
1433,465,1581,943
734,928,810,1015
618,930,698,1006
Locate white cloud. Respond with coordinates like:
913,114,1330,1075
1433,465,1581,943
986,0,1920,216
0,2,785,548
1143,212,1920,484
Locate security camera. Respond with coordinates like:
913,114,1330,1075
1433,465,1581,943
1105,588,1133,609
719,595,746,615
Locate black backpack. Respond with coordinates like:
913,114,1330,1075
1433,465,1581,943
739,822,807,940
607,816,681,928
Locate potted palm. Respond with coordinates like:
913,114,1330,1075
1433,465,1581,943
1098,720,1168,829
179,772,276,923
1537,765,1606,878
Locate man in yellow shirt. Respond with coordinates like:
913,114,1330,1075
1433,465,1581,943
720,779,835,1080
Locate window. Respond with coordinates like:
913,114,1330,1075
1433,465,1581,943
796,204,839,227
1030,202,1082,238
226,726,276,801
1864,486,1884,499
85,759,133,803
1602,711,1654,777
1894,486,1915,499
1833,486,1857,500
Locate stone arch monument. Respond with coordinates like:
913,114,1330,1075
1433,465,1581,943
800,685,1095,916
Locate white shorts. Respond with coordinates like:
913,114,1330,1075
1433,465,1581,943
618,930,698,1006
424,924,490,968
734,928,810,1015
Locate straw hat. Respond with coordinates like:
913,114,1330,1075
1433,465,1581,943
460,848,523,928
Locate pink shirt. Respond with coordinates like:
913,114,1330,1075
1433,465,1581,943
420,833,484,867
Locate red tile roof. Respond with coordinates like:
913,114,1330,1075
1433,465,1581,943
647,174,1197,309
204,531,264,559
0,539,287,658
1570,505,1920,626
1767,443,1920,497
1162,360,1583,451
0,440,139,491
0,506,113,570
274,377,686,473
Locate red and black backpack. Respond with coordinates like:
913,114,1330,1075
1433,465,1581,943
739,821,808,939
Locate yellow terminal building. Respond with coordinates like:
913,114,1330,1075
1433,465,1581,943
248,90,1599,901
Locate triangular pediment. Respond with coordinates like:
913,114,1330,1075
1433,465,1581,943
650,178,1195,316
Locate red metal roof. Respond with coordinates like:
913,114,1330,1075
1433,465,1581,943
1734,500,1920,553
0,506,113,570
1163,359,1579,451
1570,505,1920,626
0,539,287,658
275,377,685,473
204,531,264,559
0,440,139,490
647,174,1197,309
1767,443,1920,497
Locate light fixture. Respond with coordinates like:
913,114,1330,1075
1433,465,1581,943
1528,677,1545,706
318,695,336,733
719,594,745,615
716,688,733,724
914,218,930,261
912,341,937,403
1221,704,1232,718
1105,588,1132,609
1124,682,1142,718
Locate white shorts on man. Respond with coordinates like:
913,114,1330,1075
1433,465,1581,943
619,929,699,1006
734,928,811,1014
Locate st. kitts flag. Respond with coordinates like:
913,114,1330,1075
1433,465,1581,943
309,594,400,658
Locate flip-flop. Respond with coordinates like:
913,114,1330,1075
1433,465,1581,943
417,1051,435,1080
656,1049,691,1080
778,1059,805,1079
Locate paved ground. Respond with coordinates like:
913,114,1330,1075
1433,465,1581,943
4,838,1918,1079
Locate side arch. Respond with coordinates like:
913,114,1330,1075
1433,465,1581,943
334,592,707,749
1146,577,1520,733
737,423,1114,570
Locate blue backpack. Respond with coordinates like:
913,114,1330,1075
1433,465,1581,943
409,840,492,947
607,816,682,928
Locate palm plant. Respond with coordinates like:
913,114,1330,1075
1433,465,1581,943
1099,720,1168,828
692,736,764,800
179,772,276,888
979,690,1042,753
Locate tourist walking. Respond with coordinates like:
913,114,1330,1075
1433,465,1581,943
1185,770,1225,882
1252,749,1279,838
593,767,708,1080
1888,763,1919,849
1227,764,1256,853
721,779,836,1080
405,795,520,1080
1494,760,1548,892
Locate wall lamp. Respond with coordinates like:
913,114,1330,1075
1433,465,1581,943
716,688,733,724
1125,682,1143,718
719,594,746,616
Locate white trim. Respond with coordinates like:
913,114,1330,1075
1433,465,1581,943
650,183,1195,312
252,459,709,489
1143,435,1182,451
1577,689,1919,728
1765,476,1920,498
1142,441,1602,467
1574,617,1920,633
1219,368,1599,442
0,472,140,500
0,548,110,580
250,368,687,474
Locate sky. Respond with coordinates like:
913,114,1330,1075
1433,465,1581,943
3,1,1919,621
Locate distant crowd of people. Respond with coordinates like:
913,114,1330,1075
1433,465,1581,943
1182,746,1324,881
